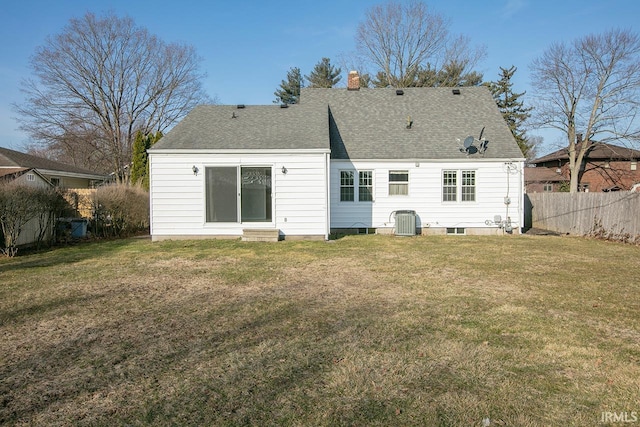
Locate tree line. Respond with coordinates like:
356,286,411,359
12,2,640,193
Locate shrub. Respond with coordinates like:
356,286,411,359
93,183,149,238
0,182,67,256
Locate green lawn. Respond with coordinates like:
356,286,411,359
1,235,639,426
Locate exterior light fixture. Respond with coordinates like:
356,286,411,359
192,165,199,176
281,166,287,174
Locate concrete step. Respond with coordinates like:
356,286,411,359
242,228,280,242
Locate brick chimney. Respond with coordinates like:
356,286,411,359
347,71,360,91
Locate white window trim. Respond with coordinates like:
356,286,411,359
339,169,375,203
358,170,374,202
203,164,275,225
389,170,409,196
339,170,355,202
442,169,477,203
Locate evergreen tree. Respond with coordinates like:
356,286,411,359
487,66,534,158
370,61,483,88
305,58,342,88
130,130,162,190
412,61,483,87
274,67,303,104
358,72,372,88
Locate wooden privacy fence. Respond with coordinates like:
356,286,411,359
65,188,96,218
526,192,640,242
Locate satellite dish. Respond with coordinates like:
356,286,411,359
456,127,488,155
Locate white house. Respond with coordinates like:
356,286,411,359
149,72,525,241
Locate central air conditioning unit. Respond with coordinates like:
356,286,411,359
395,210,416,236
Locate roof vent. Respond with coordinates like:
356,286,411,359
280,104,289,108
452,88,461,95
237,104,245,109
396,89,404,96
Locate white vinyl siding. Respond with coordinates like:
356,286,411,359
150,151,329,239
331,160,524,232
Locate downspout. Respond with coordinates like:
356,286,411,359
148,151,154,238
519,161,524,232
325,151,331,240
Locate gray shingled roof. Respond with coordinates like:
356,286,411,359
302,86,523,160
0,147,107,178
151,104,329,151
524,166,568,183
152,86,523,160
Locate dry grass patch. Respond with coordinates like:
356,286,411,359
1,235,639,426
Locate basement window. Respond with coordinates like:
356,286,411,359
447,227,466,235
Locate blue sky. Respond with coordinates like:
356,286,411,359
1,0,638,154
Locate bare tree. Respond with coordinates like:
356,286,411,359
15,12,210,178
530,28,640,192
355,1,485,88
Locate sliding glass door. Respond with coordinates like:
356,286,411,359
205,166,272,223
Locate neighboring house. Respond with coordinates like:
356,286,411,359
524,166,568,193
0,168,55,247
0,147,107,189
530,141,640,192
149,72,525,241
0,148,106,247
0,167,51,188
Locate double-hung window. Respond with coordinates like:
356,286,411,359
389,170,409,196
442,171,457,202
359,171,373,201
442,170,476,202
461,171,476,202
340,171,355,202
340,170,373,202
205,166,272,222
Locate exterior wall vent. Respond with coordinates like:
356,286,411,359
395,210,416,236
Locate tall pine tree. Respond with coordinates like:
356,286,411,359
487,66,534,158
305,58,342,88
274,67,303,104
130,130,162,190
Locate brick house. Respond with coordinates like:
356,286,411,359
523,166,568,193
529,142,640,192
